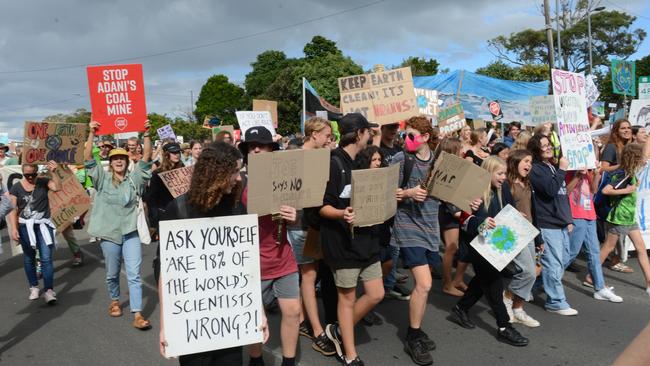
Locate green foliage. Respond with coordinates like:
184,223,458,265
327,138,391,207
194,74,248,127
303,35,341,59
43,108,91,124
244,50,296,98
147,113,211,141
598,55,650,108
475,61,549,82
400,56,440,76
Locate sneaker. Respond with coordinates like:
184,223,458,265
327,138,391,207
512,309,541,327
312,332,336,356
72,251,83,267
646,288,650,298
546,307,578,316
395,271,409,284
451,305,475,329
417,331,436,351
43,289,57,304
362,311,383,326
89,237,97,243
325,323,343,359
496,326,529,347
385,289,410,301
594,287,623,303
299,320,313,339
404,337,433,366
344,357,365,366
503,294,514,321
28,287,40,300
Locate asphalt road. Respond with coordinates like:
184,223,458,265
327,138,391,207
1,227,648,366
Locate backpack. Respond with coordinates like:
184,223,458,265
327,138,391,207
593,170,631,221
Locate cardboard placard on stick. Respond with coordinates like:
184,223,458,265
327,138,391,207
212,125,235,141
235,111,276,139
427,151,490,212
529,95,556,126
22,121,88,164
253,100,278,129
437,103,466,135
247,149,330,215
351,164,399,227
159,214,263,357
159,166,194,198
48,168,92,231
157,124,177,141
338,67,417,125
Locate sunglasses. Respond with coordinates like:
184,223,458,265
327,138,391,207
407,133,419,141
24,173,37,178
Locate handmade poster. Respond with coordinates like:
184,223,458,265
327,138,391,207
338,67,417,125
159,166,194,198
640,76,650,100
488,100,503,120
611,59,636,96
591,101,605,118
87,64,147,135
48,168,92,231
437,103,466,135
629,100,650,127
551,69,596,170
22,121,88,164
247,149,329,216
470,204,539,271
415,88,439,118
427,151,491,212
252,100,278,129
585,75,600,108
626,163,650,253
159,215,263,357
212,125,235,141
157,124,177,141
315,111,329,120
470,118,484,130
529,95,557,126
235,111,276,139
350,164,399,227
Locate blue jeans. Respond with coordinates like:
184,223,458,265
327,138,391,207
566,219,606,291
383,245,400,291
540,228,571,310
19,224,55,290
100,232,143,312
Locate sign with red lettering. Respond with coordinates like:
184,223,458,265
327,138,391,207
48,167,92,231
488,100,503,120
87,64,147,135
22,121,88,164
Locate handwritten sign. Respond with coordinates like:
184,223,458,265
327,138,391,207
157,124,177,141
247,149,329,215
585,74,600,108
629,100,650,127
437,103,466,135
470,204,539,271
427,151,490,212
338,67,417,125
212,125,235,141
351,164,399,227
159,166,194,198
48,168,92,231
159,215,262,357
22,121,88,164
611,59,636,96
414,88,439,118
87,64,147,135
235,111,276,139
551,69,596,170
529,95,557,126
252,100,278,129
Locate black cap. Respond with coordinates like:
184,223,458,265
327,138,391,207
238,126,280,156
163,142,182,153
0,143,8,152
339,113,378,135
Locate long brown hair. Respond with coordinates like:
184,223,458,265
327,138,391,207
607,119,631,156
406,115,439,152
619,143,645,177
434,137,461,160
507,149,532,188
187,142,242,212
158,150,184,173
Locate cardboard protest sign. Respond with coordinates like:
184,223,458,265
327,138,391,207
488,100,503,120
437,103,466,135
414,88,439,118
551,69,597,170
212,125,235,141
87,64,147,135
470,118,484,130
470,204,539,271
159,215,263,357
338,67,417,125
629,100,650,127
427,151,490,212
235,111,276,139
22,121,88,164
351,164,399,227
252,100,278,129
529,95,557,126
247,149,329,216
611,59,636,96
159,166,194,198
157,124,177,141
585,75,600,108
640,76,650,100
48,168,92,231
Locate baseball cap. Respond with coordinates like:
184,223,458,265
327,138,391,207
108,148,129,159
163,142,182,153
339,113,378,135
238,126,280,156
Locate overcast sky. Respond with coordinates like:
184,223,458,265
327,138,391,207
0,0,648,140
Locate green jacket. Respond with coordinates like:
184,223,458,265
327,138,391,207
85,159,152,244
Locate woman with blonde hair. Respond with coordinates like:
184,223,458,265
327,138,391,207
464,128,489,166
511,130,532,151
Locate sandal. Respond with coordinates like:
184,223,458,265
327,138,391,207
609,263,634,273
133,312,152,330
108,300,122,317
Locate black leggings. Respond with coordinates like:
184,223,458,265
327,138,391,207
318,261,339,325
179,346,243,366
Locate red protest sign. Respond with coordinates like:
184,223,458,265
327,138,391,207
488,100,503,120
87,64,147,135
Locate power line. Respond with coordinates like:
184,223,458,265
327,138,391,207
0,95,85,113
0,0,388,75
603,0,650,21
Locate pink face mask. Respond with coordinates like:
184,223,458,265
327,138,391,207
405,133,424,152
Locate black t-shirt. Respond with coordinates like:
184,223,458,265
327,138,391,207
601,143,619,165
380,142,402,166
10,178,50,219
464,149,484,167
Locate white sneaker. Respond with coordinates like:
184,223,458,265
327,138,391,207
89,237,97,243
594,287,623,303
503,293,514,321
512,309,541,327
28,287,40,300
546,307,578,316
645,288,650,298
43,290,57,304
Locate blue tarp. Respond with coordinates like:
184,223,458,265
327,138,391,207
413,70,550,124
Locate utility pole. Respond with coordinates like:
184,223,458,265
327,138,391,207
544,0,555,92
556,0,562,69
190,90,194,122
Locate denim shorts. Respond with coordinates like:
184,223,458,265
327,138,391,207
261,272,300,306
400,246,440,268
287,230,314,265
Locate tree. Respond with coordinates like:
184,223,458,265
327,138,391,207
194,74,248,127
400,57,440,76
244,50,295,98
303,35,341,59
43,108,91,124
476,60,549,82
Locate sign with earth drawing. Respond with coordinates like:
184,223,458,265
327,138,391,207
611,59,636,97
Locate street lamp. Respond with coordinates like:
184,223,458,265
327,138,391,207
587,4,606,74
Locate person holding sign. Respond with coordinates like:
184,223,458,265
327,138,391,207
319,113,384,366
238,126,301,366
83,120,153,330
451,157,530,347
145,142,185,238
8,161,61,304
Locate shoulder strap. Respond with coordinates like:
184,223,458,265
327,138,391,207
401,153,415,189
331,155,347,195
